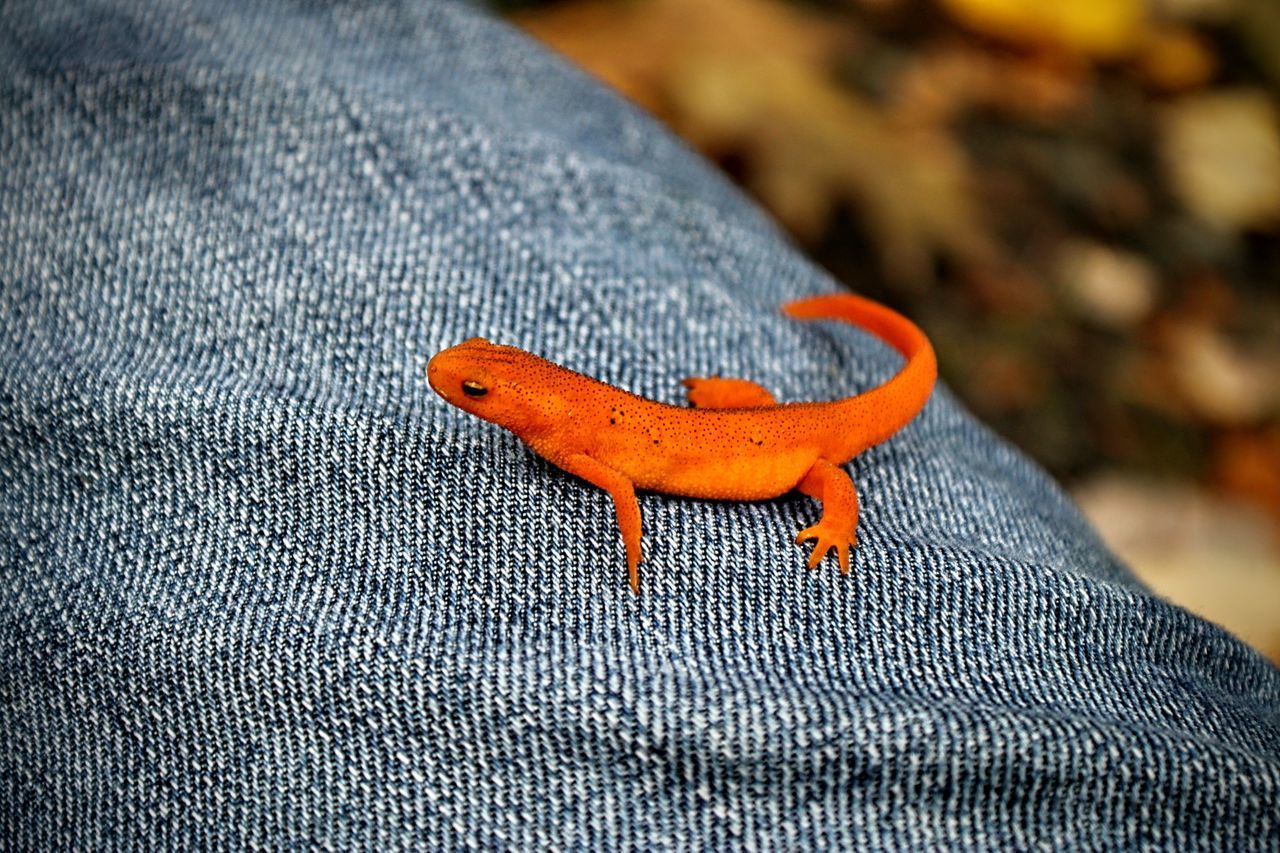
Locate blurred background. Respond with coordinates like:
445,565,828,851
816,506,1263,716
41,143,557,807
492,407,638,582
496,0,1280,662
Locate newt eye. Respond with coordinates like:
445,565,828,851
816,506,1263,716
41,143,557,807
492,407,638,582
461,380,488,399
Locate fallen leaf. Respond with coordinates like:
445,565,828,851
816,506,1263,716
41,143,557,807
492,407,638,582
891,45,1089,125
1055,239,1159,328
1075,474,1280,663
1136,26,1217,92
1213,429,1280,524
1160,90,1280,232
1165,321,1280,424
938,0,1147,58
514,0,996,281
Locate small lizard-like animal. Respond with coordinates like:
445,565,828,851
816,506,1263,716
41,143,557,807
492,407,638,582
428,293,936,592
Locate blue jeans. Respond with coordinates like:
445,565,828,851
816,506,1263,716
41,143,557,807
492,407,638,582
2,1,1277,848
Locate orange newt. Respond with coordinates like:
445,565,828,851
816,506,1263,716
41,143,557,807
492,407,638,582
427,293,936,593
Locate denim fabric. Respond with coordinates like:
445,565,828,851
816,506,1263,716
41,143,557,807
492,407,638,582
1,0,1277,849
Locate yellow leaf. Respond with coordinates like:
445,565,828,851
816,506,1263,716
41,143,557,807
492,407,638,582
938,0,1148,58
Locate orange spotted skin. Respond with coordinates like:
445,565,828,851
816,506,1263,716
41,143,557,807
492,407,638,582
427,293,937,593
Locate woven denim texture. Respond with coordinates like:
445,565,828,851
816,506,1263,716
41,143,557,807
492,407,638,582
2,0,1278,849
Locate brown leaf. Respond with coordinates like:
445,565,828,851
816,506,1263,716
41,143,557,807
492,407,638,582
1136,26,1217,92
1163,321,1280,425
1160,90,1280,232
514,0,996,282
1054,239,1159,328
1075,475,1280,663
1213,430,1280,525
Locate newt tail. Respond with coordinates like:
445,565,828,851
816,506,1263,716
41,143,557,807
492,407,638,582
782,293,936,461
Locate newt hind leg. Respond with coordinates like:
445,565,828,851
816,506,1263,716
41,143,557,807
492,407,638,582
681,376,777,409
795,459,859,575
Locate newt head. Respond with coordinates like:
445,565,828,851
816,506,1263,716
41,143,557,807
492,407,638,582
427,337,508,411
428,338,563,437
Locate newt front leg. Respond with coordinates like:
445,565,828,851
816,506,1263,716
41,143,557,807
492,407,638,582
558,453,643,593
